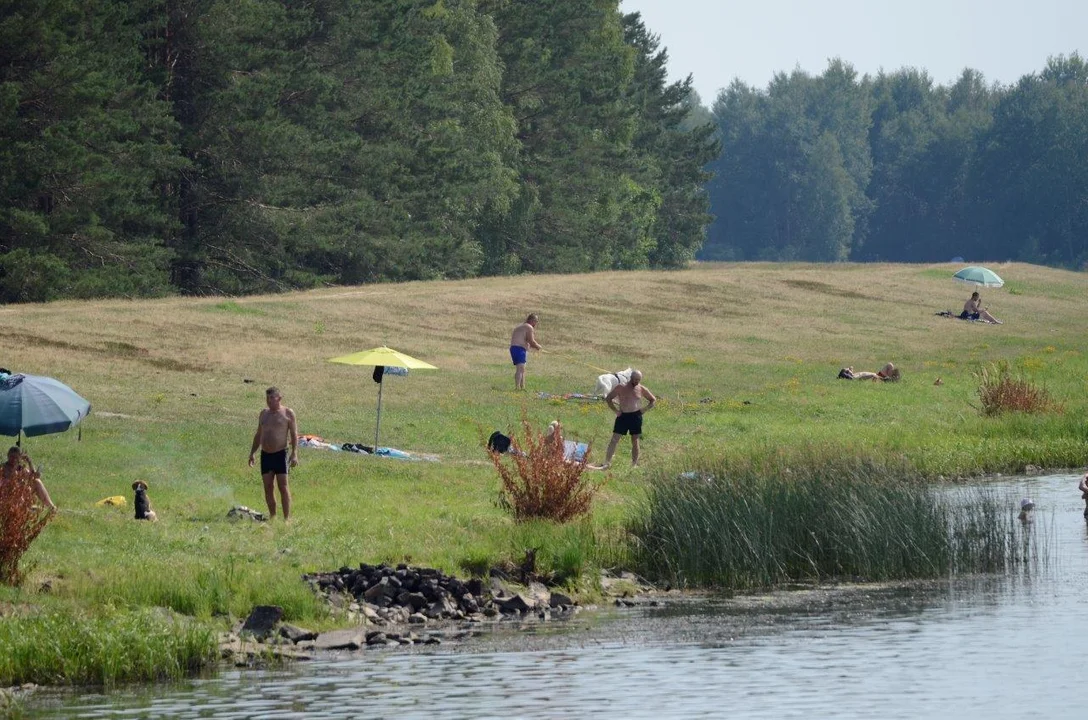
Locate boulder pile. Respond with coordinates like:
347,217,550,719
303,562,577,627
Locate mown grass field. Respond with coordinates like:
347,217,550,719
0,261,1085,628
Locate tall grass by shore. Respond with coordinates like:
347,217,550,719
0,608,216,687
629,455,1038,590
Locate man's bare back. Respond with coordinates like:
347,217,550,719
607,381,655,414
510,322,539,349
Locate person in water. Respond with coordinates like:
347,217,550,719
1079,473,1088,518
1018,498,1035,524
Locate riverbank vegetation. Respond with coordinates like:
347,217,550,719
0,262,1084,684
0,608,216,687
628,455,1034,589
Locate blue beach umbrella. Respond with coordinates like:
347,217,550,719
953,266,1004,288
0,373,92,440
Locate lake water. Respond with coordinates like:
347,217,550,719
26,474,1088,719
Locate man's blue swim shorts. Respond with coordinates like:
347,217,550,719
510,345,528,366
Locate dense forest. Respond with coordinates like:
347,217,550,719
701,54,1088,268
2,2,1085,304
0,0,717,301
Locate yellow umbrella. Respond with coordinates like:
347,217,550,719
329,347,438,370
329,347,438,450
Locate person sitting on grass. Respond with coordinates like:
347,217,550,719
960,292,1002,324
838,363,901,382
0,447,56,512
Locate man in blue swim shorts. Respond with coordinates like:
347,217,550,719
602,369,656,468
509,313,543,390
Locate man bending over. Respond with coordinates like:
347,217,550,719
510,313,543,390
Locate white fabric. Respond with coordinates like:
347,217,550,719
594,368,633,396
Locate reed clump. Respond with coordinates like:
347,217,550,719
0,608,217,687
488,420,602,523
629,456,1033,590
976,361,1061,416
0,466,55,586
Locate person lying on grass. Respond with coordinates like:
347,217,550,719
837,363,901,382
544,420,590,464
1,447,56,512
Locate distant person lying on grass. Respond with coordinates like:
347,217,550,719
1,447,56,512
545,420,589,463
837,363,900,382
960,292,1002,324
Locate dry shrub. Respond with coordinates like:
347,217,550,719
976,361,1062,416
0,467,55,585
487,420,602,523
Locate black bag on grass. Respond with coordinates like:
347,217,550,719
487,431,511,454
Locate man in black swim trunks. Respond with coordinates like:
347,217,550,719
602,370,656,469
248,386,299,520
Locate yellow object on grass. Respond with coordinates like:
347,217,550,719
95,495,126,507
328,346,438,369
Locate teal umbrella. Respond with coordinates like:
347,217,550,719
953,266,1004,288
0,374,92,440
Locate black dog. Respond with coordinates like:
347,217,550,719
132,480,158,521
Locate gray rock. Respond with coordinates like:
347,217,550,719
498,594,531,614
366,632,387,646
313,629,364,651
279,624,318,644
549,592,574,608
408,613,428,624
460,593,480,614
240,605,284,640
527,581,551,607
490,576,510,598
364,578,394,602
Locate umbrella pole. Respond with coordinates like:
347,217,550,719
374,378,383,451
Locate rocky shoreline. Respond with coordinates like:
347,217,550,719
220,562,613,665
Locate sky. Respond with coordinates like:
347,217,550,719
621,0,1087,103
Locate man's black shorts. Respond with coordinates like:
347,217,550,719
613,411,643,436
260,449,289,475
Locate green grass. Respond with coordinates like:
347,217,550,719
0,260,1085,683
627,454,1038,589
0,608,216,687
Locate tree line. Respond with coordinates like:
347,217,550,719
0,0,717,302
701,54,1088,268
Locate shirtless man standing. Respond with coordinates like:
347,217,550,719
248,387,298,521
602,369,656,468
510,313,543,390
